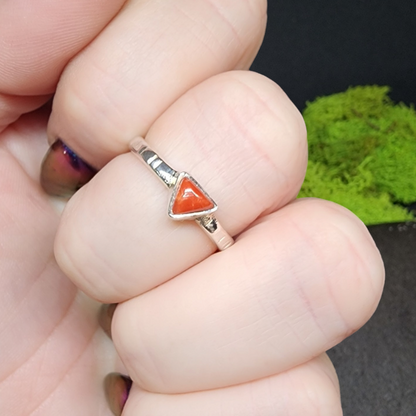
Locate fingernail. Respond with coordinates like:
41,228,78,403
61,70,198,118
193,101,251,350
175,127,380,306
98,303,117,339
104,373,132,416
40,139,97,197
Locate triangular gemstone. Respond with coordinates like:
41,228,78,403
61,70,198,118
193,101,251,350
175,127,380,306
171,177,215,215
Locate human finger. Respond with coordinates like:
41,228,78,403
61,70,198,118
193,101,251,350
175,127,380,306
0,0,125,129
54,71,307,302
118,354,342,416
111,198,384,393
45,0,267,174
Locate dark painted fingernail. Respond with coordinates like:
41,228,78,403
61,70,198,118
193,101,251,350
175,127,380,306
104,373,132,416
98,303,117,339
40,139,97,198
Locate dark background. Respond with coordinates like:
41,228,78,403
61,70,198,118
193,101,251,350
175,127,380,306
251,0,416,110
251,1,416,414
330,224,416,415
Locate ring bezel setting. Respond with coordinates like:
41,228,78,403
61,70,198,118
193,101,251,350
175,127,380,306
168,172,218,221
130,137,234,251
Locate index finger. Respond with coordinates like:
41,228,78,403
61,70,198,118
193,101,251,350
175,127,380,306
45,0,267,169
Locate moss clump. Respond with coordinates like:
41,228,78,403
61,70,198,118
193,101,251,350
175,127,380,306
299,86,416,225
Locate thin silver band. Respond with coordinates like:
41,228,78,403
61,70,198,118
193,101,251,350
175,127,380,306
130,137,234,251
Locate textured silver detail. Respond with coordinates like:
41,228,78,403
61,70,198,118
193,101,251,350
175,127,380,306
196,215,234,251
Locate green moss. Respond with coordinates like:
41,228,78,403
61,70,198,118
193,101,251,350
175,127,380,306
300,86,416,225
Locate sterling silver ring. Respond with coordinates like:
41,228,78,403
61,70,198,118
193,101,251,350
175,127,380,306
130,137,234,251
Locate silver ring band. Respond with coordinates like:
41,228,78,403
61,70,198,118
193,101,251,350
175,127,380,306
130,137,234,251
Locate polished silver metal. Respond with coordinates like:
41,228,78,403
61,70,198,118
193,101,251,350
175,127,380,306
130,138,178,188
130,137,234,251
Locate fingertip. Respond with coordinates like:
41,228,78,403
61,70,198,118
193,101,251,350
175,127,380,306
291,198,385,333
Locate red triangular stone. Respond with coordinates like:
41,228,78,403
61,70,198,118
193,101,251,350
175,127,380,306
172,177,214,215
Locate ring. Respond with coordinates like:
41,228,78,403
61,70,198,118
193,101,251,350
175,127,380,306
130,137,234,251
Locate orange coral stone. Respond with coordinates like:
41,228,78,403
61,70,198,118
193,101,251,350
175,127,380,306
172,177,214,215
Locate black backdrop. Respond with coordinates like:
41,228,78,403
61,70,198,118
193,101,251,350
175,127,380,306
251,0,416,110
251,2,416,414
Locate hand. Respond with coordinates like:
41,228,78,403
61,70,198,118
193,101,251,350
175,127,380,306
0,1,384,415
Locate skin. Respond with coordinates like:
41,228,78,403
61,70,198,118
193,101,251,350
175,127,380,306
0,1,385,415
